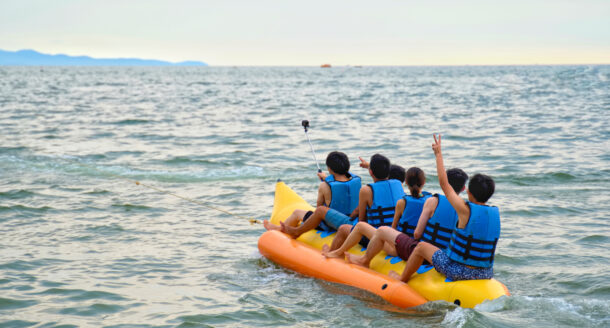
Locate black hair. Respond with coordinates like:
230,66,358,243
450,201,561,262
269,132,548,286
468,173,495,203
389,164,406,183
406,167,425,196
369,154,390,180
325,151,350,175
446,168,468,194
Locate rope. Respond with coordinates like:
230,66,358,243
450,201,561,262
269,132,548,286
134,180,260,225
66,157,261,225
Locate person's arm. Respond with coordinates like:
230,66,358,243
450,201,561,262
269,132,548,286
358,185,372,222
349,207,358,219
432,134,470,226
391,199,406,229
413,197,437,240
316,182,331,207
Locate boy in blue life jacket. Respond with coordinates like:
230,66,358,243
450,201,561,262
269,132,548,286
323,166,429,258
264,151,361,234
282,154,400,239
343,168,468,268
355,158,405,183
390,134,500,282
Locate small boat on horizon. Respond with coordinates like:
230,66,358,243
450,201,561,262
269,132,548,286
320,64,331,68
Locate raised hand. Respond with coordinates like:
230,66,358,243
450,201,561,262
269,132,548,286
432,134,442,156
358,156,370,169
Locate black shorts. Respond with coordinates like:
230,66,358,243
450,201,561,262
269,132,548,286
301,210,314,222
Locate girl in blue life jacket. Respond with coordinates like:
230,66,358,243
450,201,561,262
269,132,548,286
391,134,500,283
392,167,431,237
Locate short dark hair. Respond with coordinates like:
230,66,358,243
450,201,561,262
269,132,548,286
468,173,495,203
326,151,350,175
446,168,468,194
389,164,406,183
369,154,390,180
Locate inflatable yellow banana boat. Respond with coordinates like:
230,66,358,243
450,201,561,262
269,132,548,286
258,181,509,308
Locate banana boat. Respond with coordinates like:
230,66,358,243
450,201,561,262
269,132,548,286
258,181,509,308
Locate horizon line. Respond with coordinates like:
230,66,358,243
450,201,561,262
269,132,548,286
2,63,609,67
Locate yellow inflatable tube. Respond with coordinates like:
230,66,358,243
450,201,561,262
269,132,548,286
260,181,510,308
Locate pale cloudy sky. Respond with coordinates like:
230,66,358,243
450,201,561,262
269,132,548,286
1,0,608,65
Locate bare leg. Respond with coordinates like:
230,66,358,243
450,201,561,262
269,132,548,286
377,226,401,257
383,241,398,257
282,206,329,239
396,242,439,282
326,222,376,258
346,226,401,267
322,224,352,257
264,209,307,231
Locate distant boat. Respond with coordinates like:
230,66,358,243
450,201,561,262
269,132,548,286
320,64,331,68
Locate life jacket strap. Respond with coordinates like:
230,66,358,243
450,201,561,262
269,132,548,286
450,234,498,263
424,222,453,243
367,206,395,215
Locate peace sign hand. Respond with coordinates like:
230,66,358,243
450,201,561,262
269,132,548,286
432,134,442,156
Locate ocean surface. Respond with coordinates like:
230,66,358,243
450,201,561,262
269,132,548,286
0,65,608,327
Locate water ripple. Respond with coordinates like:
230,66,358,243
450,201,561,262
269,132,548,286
0,66,608,327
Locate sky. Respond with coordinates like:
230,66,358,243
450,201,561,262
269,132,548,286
1,0,609,66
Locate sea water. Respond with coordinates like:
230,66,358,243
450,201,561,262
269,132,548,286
0,66,608,327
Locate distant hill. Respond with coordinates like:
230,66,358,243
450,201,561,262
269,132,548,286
0,49,207,66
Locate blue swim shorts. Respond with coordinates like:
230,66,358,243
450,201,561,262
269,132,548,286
432,250,494,281
322,208,356,231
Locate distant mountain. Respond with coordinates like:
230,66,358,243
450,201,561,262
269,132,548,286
0,49,207,66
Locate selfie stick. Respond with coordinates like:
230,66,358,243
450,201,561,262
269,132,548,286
301,120,322,174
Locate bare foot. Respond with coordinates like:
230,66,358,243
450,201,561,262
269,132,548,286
321,244,330,256
323,247,345,259
388,270,401,280
281,222,300,238
345,252,368,267
263,220,281,231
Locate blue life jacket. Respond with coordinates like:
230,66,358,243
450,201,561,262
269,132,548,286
325,173,361,216
398,191,431,236
445,202,501,268
421,194,458,249
366,179,405,228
